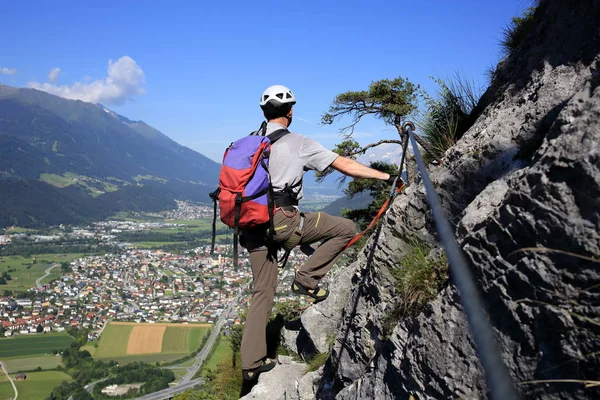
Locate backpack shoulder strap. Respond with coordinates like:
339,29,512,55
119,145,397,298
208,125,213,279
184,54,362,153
250,121,268,136
267,128,289,144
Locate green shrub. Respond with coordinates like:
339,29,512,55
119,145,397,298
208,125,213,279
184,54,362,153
385,236,448,334
306,352,329,372
420,75,480,164
501,6,537,55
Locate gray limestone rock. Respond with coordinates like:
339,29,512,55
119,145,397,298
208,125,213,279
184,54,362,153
318,1,600,399
240,357,322,400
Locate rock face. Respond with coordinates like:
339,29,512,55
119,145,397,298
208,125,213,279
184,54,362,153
280,1,600,399
240,356,322,400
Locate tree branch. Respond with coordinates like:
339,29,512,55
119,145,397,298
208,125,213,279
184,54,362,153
346,140,403,156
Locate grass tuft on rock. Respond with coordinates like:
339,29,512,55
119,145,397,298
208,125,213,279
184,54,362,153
420,75,481,164
384,236,448,335
501,5,537,56
306,352,329,372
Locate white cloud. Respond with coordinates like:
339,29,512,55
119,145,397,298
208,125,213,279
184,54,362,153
28,56,145,105
296,117,313,124
1,67,17,75
48,67,61,83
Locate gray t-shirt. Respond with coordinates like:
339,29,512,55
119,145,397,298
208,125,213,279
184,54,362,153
265,122,338,200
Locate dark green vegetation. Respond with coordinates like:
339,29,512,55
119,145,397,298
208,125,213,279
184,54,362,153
384,236,448,335
317,72,486,241
420,76,481,164
341,161,399,231
0,236,119,257
501,5,537,55
44,381,93,400
321,77,420,132
91,363,175,399
316,77,424,239
0,85,220,229
0,333,74,358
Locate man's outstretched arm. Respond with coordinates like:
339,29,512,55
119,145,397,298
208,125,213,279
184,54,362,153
330,156,391,181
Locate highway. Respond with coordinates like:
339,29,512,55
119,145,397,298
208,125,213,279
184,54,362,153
132,378,205,400
180,286,245,383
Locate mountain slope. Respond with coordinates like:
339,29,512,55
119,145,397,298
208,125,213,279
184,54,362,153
0,85,221,228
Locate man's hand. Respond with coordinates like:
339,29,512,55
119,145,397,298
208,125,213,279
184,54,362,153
386,174,404,187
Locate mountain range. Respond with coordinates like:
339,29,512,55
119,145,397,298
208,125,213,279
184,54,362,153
0,84,221,228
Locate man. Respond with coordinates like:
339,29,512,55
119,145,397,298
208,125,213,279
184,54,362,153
240,85,400,380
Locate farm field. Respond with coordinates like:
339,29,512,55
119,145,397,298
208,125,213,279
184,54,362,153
132,241,182,249
13,370,72,400
0,333,73,358
202,335,232,375
93,324,133,359
0,374,15,400
3,355,62,373
0,253,85,291
80,342,97,356
93,322,211,363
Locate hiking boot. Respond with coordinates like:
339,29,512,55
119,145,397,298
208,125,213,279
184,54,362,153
242,358,277,381
291,279,329,303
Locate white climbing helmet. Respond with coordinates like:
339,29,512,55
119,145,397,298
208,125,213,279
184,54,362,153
259,85,296,108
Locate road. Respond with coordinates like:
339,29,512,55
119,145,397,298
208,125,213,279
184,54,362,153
36,263,59,287
67,377,108,400
0,361,18,400
133,378,205,400
180,286,245,383
128,285,246,400
66,286,247,400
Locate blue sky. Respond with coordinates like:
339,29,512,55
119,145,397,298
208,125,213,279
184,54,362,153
1,0,532,162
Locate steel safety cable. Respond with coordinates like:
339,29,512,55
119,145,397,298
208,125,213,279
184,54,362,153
404,122,520,400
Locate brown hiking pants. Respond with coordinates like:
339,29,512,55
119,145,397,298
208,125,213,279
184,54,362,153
240,208,356,370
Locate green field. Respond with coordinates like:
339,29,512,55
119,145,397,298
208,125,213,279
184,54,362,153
13,370,72,400
40,173,77,188
155,219,227,232
80,341,97,356
132,241,182,249
162,325,209,354
3,355,62,372
202,335,233,375
93,324,133,359
3,226,40,234
0,374,15,400
0,333,73,358
162,327,190,353
0,253,84,291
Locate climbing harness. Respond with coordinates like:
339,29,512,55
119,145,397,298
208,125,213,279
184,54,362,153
277,211,305,268
403,122,519,399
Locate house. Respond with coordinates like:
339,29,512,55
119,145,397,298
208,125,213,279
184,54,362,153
15,374,26,380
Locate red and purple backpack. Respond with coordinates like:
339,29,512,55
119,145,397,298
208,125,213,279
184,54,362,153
209,122,289,264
